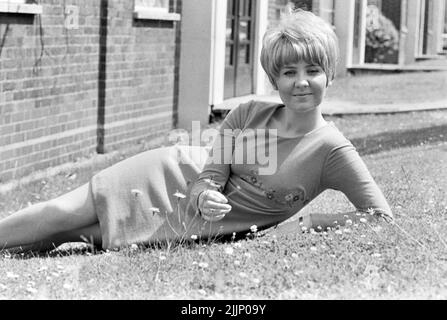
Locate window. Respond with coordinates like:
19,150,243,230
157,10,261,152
0,0,42,14
135,0,169,14
134,0,180,21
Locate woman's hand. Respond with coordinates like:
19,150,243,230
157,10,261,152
198,190,232,222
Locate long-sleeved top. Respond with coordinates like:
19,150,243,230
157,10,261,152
91,100,391,249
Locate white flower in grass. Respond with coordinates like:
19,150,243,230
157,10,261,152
316,225,323,231
234,260,241,266
360,218,368,224
6,272,19,279
159,254,167,261
343,228,352,233
301,226,308,232
252,278,261,284
345,219,353,226
310,246,317,252
26,287,38,294
149,207,160,215
291,253,298,259
250,225,258,233
238,272,247,278
366,208,376,215
173,191,186,199
131,189,143,196
130,244,138,251
190,234,198,240
335,230,343,235
224,247,234,255
371,253,381,258
198,262,208,269
244,252,252,258
371,225,383,233
63,283,74,290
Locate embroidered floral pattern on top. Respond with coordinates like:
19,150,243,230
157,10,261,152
239,169,309,208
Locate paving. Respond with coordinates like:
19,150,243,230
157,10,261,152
212,93,447,116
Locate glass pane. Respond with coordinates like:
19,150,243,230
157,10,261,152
352,0,362,65
239,0,246,16
292,0,313,11
227,0,234,16
226,45,234,66
226,19,234,42
243,0,250,17
238,44,249,65
365,0,400,64
239,21,248,41
135,0,169,11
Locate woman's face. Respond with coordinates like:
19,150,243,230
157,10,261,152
275,61,329,113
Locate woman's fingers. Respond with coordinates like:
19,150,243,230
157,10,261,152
205,190,228,203
198,190,232,222
202,200,232,212
201,213,226,222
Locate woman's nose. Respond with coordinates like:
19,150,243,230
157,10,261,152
294,77,310,88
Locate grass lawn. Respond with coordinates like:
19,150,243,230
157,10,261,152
0,109,446,299
326,71,447,105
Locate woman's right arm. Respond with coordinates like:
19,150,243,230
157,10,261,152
189,101,253,219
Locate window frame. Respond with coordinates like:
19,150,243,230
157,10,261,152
133,0,180,21
0,0,42,14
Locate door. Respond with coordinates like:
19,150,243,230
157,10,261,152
224,0,256,99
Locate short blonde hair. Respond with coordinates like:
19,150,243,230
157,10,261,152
260,9,339,88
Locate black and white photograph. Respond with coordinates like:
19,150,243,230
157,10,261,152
0,0,446,303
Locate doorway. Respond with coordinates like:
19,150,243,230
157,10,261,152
224,0,256,99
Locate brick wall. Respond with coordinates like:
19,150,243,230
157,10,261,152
100,0,180,152
0,0,180,183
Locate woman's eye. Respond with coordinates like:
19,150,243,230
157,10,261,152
307,68,320,74
284,70,295,76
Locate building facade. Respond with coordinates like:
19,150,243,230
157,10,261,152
1,0,446,183
0,0,181,183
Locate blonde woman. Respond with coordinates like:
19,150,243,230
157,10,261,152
0,10,392,253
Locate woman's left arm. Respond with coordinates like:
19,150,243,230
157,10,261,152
309,143,393,230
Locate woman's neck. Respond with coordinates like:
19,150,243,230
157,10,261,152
276,104,327,136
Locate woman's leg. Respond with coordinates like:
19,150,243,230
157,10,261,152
0,182,98,250
5,223,102,253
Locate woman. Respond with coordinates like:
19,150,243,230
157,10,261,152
0,9,392,253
